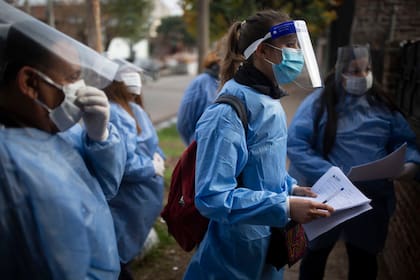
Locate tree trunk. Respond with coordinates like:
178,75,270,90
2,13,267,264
197,0,210,73
47,0,55,28
86,0,103,52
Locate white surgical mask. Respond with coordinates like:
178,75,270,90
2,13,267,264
33,70,85,131
119,72,142,95
342,71,373,96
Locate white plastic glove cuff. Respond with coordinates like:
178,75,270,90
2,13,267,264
153,152,165,177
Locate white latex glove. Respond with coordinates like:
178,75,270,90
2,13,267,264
153,152,165,177
76,86,110,141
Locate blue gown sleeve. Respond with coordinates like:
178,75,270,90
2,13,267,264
59,122,127,200
195,104,289,227
177,73,218,145
82,122,126,200
285,172,297,194
109,104,155,183
388,111,420,163
287,90,334,185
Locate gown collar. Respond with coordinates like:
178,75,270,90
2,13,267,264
233,63,287,99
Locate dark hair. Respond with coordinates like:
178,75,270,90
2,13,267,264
219,10,290,87
0,20,67,86
314,70,401,158
104,81,142,134
132,94,144,109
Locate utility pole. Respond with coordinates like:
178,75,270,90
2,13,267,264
47,0,55,28
23,0,31,13
197,0,210,73
86,0,103,52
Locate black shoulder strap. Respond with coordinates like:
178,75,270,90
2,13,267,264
214,95,248,136
214,95,248,187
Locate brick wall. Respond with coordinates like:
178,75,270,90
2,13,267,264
352,1,420,278
352,0,420,44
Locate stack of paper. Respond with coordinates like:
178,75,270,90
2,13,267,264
295,166,372,241
294,143,407,241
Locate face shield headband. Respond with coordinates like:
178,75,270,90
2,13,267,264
243,20,322,88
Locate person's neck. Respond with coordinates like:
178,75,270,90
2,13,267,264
233,63,287,99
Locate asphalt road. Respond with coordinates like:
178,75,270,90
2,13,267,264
141,73,311,128
142,74,195,126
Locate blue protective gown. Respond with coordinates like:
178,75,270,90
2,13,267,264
183,79,296,280
287,88,420,253
107,102,165,263
0,124,125,279
176,72,219,145
61,123,126,200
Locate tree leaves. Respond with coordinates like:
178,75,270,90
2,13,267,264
180,0,341,44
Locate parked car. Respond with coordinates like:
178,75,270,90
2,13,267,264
134,58,163,81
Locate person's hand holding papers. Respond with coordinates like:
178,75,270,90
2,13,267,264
289,186,334,224
294,166,372,240
292,186,317,197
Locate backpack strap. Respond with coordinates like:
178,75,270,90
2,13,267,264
214,94,248,187
214,95,248,136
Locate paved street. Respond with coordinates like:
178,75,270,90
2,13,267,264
142,74,195,126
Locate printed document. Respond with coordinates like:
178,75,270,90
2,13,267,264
347,143,406,182
292,166,372,241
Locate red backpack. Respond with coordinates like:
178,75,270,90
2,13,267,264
161,95,248,252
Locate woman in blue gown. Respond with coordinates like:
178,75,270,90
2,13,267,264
104,61,165,280
183,10,334,280
287,45,420,280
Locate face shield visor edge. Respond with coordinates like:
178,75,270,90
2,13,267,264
243,20,322,88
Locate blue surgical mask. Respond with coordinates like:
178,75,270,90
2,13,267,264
264,45,304,85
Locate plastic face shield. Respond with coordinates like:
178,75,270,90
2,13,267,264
0,2,118,89
335,45,371,84
243,20,322,88
0,23,11,81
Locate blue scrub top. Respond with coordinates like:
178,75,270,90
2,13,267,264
184,79,295,280
0,127,122,279
107,102,165,263
177,72,219,145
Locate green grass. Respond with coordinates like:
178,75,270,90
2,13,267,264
138,124,185,259
157,124,186,186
